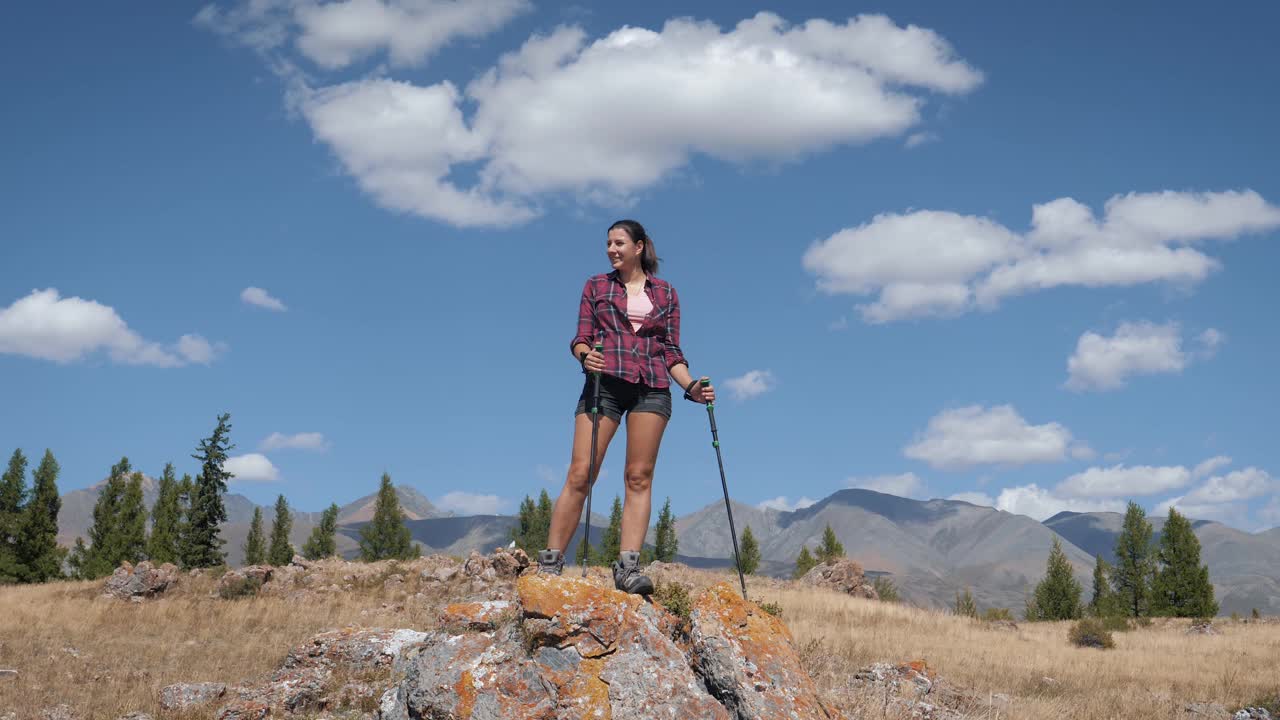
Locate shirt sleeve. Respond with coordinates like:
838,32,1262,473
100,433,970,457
569,278,597,352
661,285,688,371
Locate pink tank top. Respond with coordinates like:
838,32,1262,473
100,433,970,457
626,290,652,332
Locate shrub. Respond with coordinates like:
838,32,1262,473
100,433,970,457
653,581,692,623
217,575,263,600
1068,617,1115,649
982,607,1015,622
954,588,978,618
1231,612,1241,622
756,599,784,618
873,576,900,603
1099,614,1132,633
1252,608,1261,620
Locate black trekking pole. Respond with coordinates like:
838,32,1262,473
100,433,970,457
701,378,748,600
580,342,604,577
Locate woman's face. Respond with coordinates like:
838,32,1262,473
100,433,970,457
607,228,643,272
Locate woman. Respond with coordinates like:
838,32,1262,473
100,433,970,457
538,219,715,595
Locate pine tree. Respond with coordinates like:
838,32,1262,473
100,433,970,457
816,524,844,564
267,494,294,566
73,457,131,579
954,587,978,618
738,525,760,575
1112,500,1155,617
117,471,148,564
575,535,592,566
302,503,340,560
146,463,182,566
1030,537,1083,620
534,490,553,552
1152,507,1218,618
793,545,817,579
175,474,195,567
653,497,678,562
0,449,29,583
510,495,539,554
186,413,234,568
242,507,266,566
600,495,623,564
359,473,418,561
1089,554,1117,617
17,450,64,582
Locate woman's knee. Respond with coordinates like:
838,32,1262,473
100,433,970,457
624,464,654,493
565,461,593,494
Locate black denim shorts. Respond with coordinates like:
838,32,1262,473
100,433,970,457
575,373,672,422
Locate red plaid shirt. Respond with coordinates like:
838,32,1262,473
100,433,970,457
570,271,688,388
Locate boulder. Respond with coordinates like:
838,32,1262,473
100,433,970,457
217,566,273,597
1187,620,1221,636
691,582,843,719
159,682,228,711
103,561,179,601
799,559,879,600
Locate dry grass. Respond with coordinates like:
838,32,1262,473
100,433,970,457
2,561,1278,719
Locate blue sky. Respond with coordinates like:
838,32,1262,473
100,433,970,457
3,1,1278,531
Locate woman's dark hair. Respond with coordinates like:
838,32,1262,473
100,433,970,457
609,219,660,275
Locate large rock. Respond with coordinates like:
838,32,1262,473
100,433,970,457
799,559,879,600
103,561,179,601
691,583,843,719
158,682,227,711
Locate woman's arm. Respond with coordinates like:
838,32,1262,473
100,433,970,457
662,287,715,402
570,279,605,372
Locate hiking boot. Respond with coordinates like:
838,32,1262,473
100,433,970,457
612,551,653,595
537,548,564,576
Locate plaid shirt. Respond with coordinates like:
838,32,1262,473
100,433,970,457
570,271,688,388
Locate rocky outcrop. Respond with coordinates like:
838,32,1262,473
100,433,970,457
1187,620,1221,635
799,559,879,600
102,561,179,601
158,682,228,711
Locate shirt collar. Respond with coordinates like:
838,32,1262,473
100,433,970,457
608,269,653,287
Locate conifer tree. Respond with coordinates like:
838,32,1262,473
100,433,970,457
73,457,131,579
1112,500,1155,617
954,587,978,617
575,536,592,566
653,497,678,562
359,473,418,561
18,450,64,582
147,463,182,566
186,413,234,568
793,545,817,579
1152,507,1218,618
302,503,340,560
1089,554,1117,617
117,471,148,564
267,494,294,566
0,449,29,583
510,495,539,554
242,507,266,566
175,473,195,567
1030,537,1083,620
738,525,760,575
600,495,623,564
816,524,844,564
534,490,553,552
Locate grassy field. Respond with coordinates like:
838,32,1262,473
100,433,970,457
1,560,1277,719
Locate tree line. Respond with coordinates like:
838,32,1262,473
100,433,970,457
2,413,422,584
510,492,679,565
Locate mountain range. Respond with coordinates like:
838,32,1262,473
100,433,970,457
56,481,1280,615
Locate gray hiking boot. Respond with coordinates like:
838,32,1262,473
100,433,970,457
612,551,654,595
537,548,564,576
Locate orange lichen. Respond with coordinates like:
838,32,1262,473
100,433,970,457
455,669,477,719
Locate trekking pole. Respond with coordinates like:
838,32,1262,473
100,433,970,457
701,378,748,600
580,342,604,577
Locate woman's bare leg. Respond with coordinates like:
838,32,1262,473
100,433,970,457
620,411,668,553
546,412,620,552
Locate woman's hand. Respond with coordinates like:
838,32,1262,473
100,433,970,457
582,349,605,373
689,377,715,404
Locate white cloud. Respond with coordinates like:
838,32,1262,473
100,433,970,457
1055,464,1192,498
1259,497,1280,528
993,484,1126,521
905,131,938,148
225,453,281,483
260,432,329,451
903,404,1077,470
197,0,530,69
1182,467,1275,505
241,286,288,312
847,472,925,498
757,496,817,512
1065,321,1223,391
220,11,980,226
803,190,1280,322
436,491,509,516
723,369,776,401
948,491,994,507
1192,455,1232,480
0,288,220,367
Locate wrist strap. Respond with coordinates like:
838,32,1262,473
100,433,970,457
683,377,699,402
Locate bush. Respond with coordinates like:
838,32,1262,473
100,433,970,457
954,588,978,618
1068,618,1115,649
873,576,900,603
652,581,692,623
982,607,1015,622
1231,612,1241,622
217,575,263,600
1098,614,1132,633
756,599,784,618
1252,608,1261,620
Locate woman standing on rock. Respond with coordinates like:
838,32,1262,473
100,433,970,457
538,219,715,595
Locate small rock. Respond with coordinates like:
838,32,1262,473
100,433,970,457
0,669,16,680
116,713,154,720
159,682,228,711
1187,621,1221,636
290,554,313,569
1235,709,1274,720
40,705,79,720
1185,701,1230,718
